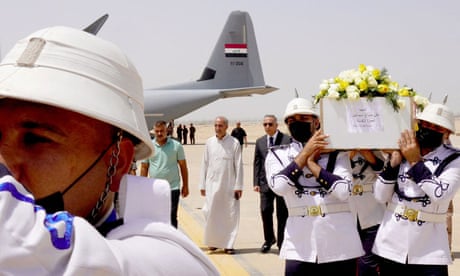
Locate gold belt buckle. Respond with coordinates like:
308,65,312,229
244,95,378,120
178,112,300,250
404,208,419,222
352,184,363,196
308,206,322,216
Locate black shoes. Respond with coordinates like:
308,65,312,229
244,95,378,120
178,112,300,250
261,239,276,253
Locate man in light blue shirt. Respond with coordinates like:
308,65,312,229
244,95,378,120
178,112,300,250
141,120,189,228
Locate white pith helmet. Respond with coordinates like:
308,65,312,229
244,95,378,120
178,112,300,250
283,97,319,123
0,26,153,160
416,103,455,133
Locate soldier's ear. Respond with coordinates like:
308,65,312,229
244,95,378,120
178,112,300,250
314,119,320,130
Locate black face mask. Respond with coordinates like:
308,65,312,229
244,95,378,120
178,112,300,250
288,121,313,143
35,140,115,214
35,191,65,213
416,126,444,149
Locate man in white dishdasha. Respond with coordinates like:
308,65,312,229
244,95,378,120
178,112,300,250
200,116,243,255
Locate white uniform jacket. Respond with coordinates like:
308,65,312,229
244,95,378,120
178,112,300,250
265,141,364,263
0,173,218,275
373,144,460,265
348,151,386,229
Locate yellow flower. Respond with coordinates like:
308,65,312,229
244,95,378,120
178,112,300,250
377,84,389,94
372,68,380,79
398,88,410,97
318,90,327,97
358,80,368,91
359,64,366,72
338,79,349,91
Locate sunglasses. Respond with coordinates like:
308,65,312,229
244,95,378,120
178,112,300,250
263,123,274,127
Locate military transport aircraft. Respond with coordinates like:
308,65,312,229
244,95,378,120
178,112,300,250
84,11,276,128
142,10,277,127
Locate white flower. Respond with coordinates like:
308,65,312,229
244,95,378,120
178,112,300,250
350,70,362,81
346,85,360,100
362,70,373,79
382,75,391,83
389,82,399,92
367,77,378,88
329,83,339,91
347,91,360,100
319,80,330,91
353,76,364,86
414,95,430,108
326,89,340,99
345,85,359,97
339,70,355,83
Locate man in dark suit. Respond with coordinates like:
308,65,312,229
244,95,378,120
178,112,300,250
253,114,290,253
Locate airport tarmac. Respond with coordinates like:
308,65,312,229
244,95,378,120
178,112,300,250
171,120,460,275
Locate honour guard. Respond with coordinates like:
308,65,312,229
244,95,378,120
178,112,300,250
265,97,364,275
373,102,460,275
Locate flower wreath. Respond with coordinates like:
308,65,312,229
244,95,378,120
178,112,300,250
313,64,429,112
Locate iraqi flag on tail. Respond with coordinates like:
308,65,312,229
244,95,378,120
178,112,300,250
225,43,248,57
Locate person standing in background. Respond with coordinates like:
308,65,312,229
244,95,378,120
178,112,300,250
183,125,189,145
167,120,174,137
231,121,248,150
177,124,183,144
141,120,189,228
254,114,290,253
199,116,243,255
190,123,196,145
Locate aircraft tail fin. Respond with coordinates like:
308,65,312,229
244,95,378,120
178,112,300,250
158,10,275,93
220,86,278,98
143,10,276,123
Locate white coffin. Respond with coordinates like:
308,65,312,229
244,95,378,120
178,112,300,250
320,97,414,149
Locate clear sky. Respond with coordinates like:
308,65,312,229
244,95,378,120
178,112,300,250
1,0,459,123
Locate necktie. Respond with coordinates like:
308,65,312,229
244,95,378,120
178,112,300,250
269,136,274,147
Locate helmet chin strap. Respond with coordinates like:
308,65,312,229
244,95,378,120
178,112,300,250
87,131,123,224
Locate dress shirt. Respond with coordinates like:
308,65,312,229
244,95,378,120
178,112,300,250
268,131,279,147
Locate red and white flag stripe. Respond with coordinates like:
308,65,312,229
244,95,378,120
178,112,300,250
224,44,248,57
